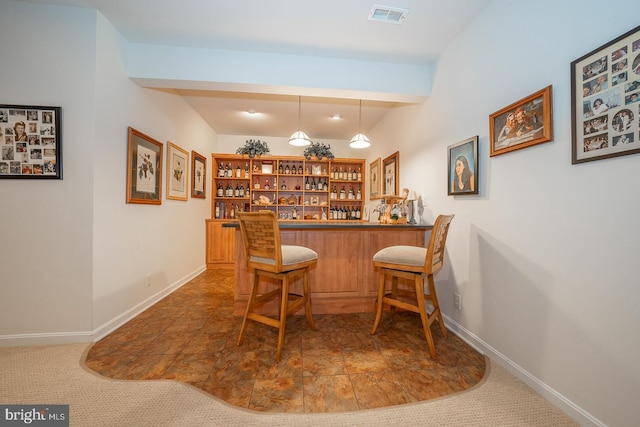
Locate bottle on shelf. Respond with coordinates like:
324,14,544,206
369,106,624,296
226,163,232,177
254,177,260,189
278,161,284,174
235,165,241,178
218,162,225,178
297,164,303,175
234,183,240,197
285,162,290,174
340,186,346,200
244,162,249,178
226,183,233,197
357,168,362,181
239,183,245,198
264,178,270,190
305,176,310,190
217,182,223,197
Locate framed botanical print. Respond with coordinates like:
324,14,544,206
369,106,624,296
166,142,188,201
126,127,163,204
0,104,62,179
448,136,479,195
382,151,399,196
191,150,206,199
369,157,381,200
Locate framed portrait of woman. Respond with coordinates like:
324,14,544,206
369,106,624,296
448,136,478,196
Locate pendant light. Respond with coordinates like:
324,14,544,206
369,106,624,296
289,96,311,147
349,99,371,149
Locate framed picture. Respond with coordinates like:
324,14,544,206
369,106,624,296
0,104,62,179
261,161,273,174
369,157,381,200
191,150,206,199
448,136,479,195
571,24,640,164
489,85,554,157
126,127,163,205
166,142,188,201
382,151,399,196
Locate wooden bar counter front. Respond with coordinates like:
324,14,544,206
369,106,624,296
224,222,432,315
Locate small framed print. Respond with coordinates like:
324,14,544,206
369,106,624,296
490,86,553,157
191,150,206,199
382,151,399,196
0,104,62,179
166,142,188,201
261,161,273,174
126,127,163,205
571,24,640,164
448,136,478,195
369,157,381,200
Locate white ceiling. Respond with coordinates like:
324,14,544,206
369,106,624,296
17,0,490,140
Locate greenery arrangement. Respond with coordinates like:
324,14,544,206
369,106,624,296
236,139,270,158
303,142,335,160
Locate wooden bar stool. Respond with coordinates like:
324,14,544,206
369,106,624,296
371,214,454,358
236,211,318,362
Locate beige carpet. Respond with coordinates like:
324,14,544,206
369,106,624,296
0,343,578,426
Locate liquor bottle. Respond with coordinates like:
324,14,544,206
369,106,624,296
245,185,250,198
235,165,241,178
297,164,303,175
348,186,354,200
264,179,270,190
226,183,233,197
285,162,290,174
217,182,223,197
347,168,353,181
311,177,317,190
244,162,249,178
215,203,220,219
225,163,232,177
356,188,362,200
305,176,310,190
218,162,225,178
357,168,362,181
254,177,260,189
239,184,245,198
340,186,346,200
281,181,287,190
278,161,284,174
234,184,240,197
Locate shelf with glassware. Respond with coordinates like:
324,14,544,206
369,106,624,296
211,154,365,222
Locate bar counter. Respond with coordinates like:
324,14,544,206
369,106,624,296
224,221,432,315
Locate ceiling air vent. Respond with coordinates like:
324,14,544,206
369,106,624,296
368,5,410,24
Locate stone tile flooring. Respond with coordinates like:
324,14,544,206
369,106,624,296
84,269,486,413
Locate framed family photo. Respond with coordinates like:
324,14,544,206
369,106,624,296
0,104,62,179
166,142,188,201
489,86,554,157
571,24,640,164
369,157,381,200
448,136,478,196
126,127,163,205
191,150,206,199
382,151,399,196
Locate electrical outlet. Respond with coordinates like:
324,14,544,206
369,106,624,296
145,274,152,287
453,292,461,310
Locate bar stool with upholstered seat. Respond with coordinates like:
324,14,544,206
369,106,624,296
371,214,454,358
236,211,318,362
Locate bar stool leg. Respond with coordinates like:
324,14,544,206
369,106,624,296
275,276,290,362
237,269,259,346
415,275,436,358
371,268,387,335
302,267,317,331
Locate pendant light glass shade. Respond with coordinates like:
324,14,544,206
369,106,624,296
350,100,371,149
289,96,311,147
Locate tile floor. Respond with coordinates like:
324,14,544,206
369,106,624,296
85,269,486,413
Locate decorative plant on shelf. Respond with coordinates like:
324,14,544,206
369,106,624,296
303,142,335,160
236,139,270,158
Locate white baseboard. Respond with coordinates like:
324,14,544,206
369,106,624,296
443,313,604,427
0,266,206,347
